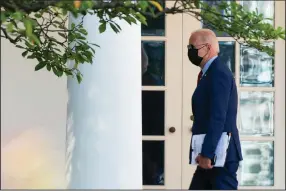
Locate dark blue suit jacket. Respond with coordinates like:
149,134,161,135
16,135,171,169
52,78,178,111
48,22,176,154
189,57,243,163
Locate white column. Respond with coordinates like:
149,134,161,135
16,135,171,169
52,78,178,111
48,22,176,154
66,14,142,189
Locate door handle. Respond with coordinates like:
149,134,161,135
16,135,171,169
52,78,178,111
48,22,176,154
169,127,176,133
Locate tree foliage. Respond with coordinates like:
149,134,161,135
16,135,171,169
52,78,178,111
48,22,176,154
1,0,285,82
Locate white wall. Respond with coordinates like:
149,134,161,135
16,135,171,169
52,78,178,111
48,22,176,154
1,39,67,189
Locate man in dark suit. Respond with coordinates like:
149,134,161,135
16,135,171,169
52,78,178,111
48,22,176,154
188,29,243,190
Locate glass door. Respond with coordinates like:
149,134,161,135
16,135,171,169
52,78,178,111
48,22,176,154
141,1,183,189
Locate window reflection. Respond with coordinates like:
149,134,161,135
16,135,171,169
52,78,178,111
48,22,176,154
239,141,274,186
142,91,165,136
218,41,235,75
142,41,165,86
141,0,165,36
239,92,274,136
239,1,274,26
202,0,234,37
240,43,274,87
143,141,164,185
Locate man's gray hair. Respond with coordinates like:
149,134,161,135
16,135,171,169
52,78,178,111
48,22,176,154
192,29,220,54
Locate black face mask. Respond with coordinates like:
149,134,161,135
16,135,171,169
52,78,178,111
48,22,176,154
187,44,207,66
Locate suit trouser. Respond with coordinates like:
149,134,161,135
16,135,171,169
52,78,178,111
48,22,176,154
189,162,239,190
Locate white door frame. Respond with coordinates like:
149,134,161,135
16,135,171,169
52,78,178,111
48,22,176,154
142,1,183,189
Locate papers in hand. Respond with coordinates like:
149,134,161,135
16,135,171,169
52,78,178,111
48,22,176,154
190,132,230,167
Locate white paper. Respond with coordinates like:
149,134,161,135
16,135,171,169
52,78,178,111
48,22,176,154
190,132,230,167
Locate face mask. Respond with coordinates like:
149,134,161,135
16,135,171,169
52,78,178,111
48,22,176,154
188,48,203,66
187,44,207,66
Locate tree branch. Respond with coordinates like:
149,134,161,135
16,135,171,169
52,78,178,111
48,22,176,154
1,27,23,43
0,0,61,12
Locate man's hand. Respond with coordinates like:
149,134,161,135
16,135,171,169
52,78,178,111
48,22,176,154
195,155,213,169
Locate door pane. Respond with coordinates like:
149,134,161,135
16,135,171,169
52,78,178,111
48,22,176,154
143,141,165,185
142,41,165,86
239,92,274,136
142,91,165,135
239,1,274,26
141,0,165,36
239,141,274,186
218,41,235,75
240,42,274,87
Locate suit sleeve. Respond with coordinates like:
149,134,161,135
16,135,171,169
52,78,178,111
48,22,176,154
200,70,232,159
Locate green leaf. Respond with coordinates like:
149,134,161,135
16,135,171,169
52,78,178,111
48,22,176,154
114,22,122,31
85,0,94,8
110,23,120,33
135,13,147,25
97,10,104,18
7,23,14,32
64,70,73,76
68,33,76,42
35,62,47,71
1,11,7,22
52,66,61,77
16,45,24,49
90,43,100,48
25,41,34,48
194,0,201,9
217,1,228,10
23,18,33,36
90,47,95,54
71,11,78,18
34,13,42,18
10,19,18,29
62,9,68,16
76,73,82,83
76,34,86,40
138,1,149,11
123,17,132,25
75,54,85,63
71,23,76,29
124,0,132,6
46,64,52,71
30,34,41,45
27,55,36,59
12,12,23,20
127,16,137,24
216,31,224,36
79,28,88,35
22,51,28,57
36,56,43,62
99,22,106,33
56,67,64,77
279,32,285,39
